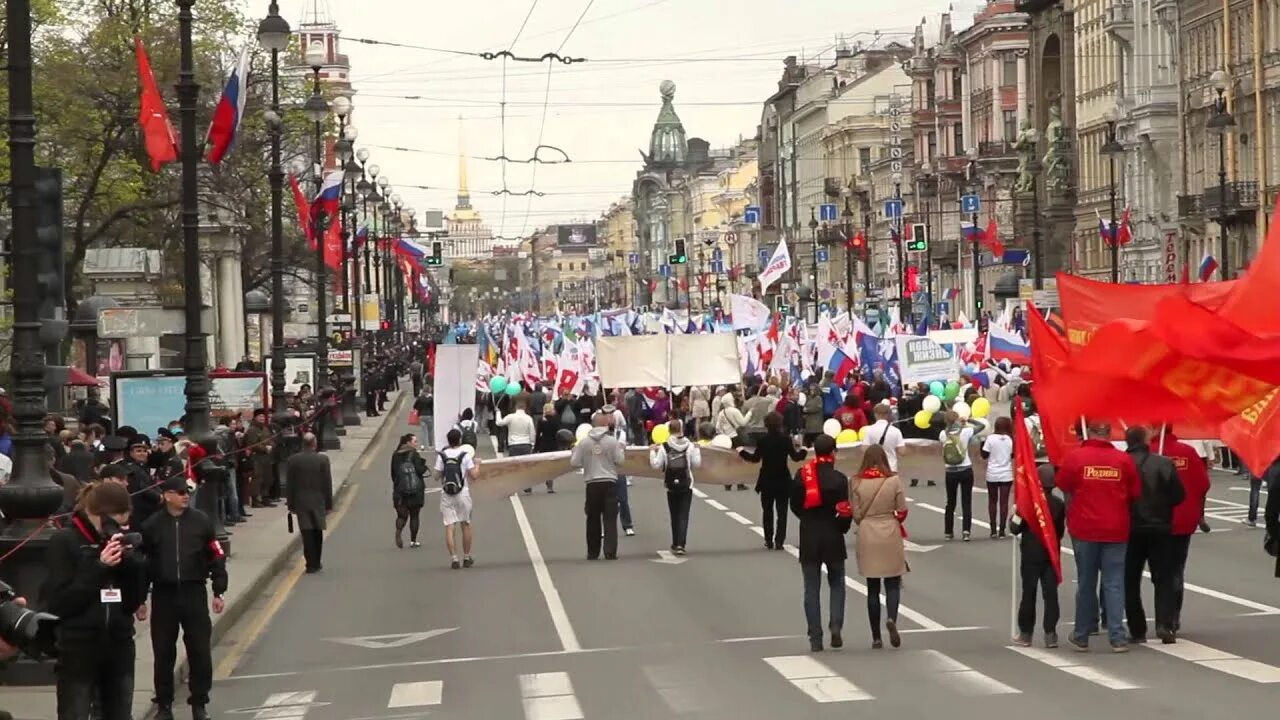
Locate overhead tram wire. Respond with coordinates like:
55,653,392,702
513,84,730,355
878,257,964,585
519,0,596,239
498,0,543,242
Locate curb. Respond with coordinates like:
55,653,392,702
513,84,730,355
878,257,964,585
146,389,410,716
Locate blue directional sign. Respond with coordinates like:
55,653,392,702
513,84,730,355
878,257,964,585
744,205,761,225
960,194,982,214
819,203,838,222
627,252,639,266
883,198,904,219
758,247,770,266
711,248,722,262
816,248,830,263
659,264,671,278
710,259,725,274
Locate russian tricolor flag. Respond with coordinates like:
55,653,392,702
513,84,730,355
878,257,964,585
205,46,250,165
313,170,343,213
961,221,984,242
827,346,857,385
988,323,1031,366
1197,254,1219,281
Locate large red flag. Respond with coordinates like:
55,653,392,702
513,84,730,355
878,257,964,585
1218,194,1280,335
1055,273,1237,349
133,37,178,172
1025,305,1072,465
321,217,343,271
1013,400,1062,583
288,173,312,246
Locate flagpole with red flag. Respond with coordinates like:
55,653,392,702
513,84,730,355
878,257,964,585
133,36,178,172
1013,399,1063,581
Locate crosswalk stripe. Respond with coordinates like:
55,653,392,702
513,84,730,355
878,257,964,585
725,511,754,525
1008,645,1142,689
643,664,712,714
519,672,584,720
919,650,1021,695
1146,639,1280,683
387,681,444,708
762,655,873,702
254,692,318,719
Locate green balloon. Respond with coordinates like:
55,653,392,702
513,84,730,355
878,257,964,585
944,381,960,400
929,380,945,397
504,382,521,396
488,376,508,394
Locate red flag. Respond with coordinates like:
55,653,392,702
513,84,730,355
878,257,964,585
321,216,342,270
1055,272,1237,349
1013,400,1062,583
1218,193,1280,336
133,36,178,172
1116,207,1133,246
289,173,312,246
982,219,1005,257
1024,305,1071,466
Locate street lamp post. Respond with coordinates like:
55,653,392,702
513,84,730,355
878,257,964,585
965,150,982,317
892,173,909,321
808,207,819,320
1209,69,1237,280
303,40,338,450
178,0,210,438
919,162,936,321
258,2,289,426
841,198,855,313
1102,105,1124,283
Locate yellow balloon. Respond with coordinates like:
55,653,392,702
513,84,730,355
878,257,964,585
914,410,933,429
972,397,992,419
858,427,868,441
836,428,859,445
651,423,671,445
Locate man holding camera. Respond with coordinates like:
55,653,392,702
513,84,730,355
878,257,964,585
139,475,228,720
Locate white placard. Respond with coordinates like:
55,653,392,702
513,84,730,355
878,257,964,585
432,344,479,450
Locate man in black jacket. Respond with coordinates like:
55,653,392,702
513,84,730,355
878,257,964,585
1124,426,1185,644
116,436,161,526
140,475,229,720
788,434,853,652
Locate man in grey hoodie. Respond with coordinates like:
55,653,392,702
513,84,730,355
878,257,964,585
571,412,627,560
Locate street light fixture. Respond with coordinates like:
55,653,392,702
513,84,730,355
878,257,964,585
918,161,935,320
964,149,981,316
1208,69,1236,280
307,40,338,450
1101,104,1125,283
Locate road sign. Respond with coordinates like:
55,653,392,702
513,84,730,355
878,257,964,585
816,248,830,263
819,203,838,222
659,264,671,278
710,260,725,274
960,194,982,214
883,198,904,219
628,252,639,266
744,205,760,225
758,247,770,265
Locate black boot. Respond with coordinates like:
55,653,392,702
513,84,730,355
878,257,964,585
155,705,175,720
192,706,210,720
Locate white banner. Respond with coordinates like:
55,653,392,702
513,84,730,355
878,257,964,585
894,335,958,385
433,344,479,449
597,334,741,389
757,236,792,294
730,293,771,330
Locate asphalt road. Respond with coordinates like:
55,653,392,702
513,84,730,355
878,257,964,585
209,404,1280,720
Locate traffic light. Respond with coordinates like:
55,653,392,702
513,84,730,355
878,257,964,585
668,237,688,265
380,320,391,330
423,240,443,267
777,303,792,316
848,230,867,259
34,166,68,345
905,222,928,253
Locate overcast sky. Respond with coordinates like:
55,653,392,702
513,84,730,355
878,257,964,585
271,0,980,239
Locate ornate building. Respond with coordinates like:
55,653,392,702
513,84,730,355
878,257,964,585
445,123,494,260
633,81,694,308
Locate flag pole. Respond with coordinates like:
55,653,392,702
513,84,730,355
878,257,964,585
1011,531,1019,639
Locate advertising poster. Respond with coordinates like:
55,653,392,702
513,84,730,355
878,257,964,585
112,371,269,432
208,373,267,416
556,224,598,248
894,335,958,385
263,355,318,394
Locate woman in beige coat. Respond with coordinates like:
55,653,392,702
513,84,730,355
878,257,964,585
851,445,908,649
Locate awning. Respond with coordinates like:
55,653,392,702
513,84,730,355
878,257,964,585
66,367,100,386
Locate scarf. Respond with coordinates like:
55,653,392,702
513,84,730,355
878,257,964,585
801,455,835,509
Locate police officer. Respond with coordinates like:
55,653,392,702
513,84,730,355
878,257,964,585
139,475,228,720
117,435,161,525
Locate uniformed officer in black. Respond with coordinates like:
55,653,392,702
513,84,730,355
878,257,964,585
116,435,162,525
139,475,228,720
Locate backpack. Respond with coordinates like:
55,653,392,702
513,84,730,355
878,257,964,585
394,455,424,496
438,450,467,495
663,442,692,492
457,420,478,448
559,403,577,428
943,429,966,466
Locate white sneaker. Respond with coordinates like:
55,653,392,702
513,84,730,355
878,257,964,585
410,541,421,548
624,527,636,536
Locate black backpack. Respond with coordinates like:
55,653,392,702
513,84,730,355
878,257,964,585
438,450,467,495
394,455,424,496
457,420,478,448
663,442,692,492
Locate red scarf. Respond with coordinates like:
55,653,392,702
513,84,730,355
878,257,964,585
801,456,835,509
860,466,888,479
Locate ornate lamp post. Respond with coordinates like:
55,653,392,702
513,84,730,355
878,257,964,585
303,40,338,450
1101,104,1124,283
1208,69,1236,280
178,0,210,437
257,0,289,428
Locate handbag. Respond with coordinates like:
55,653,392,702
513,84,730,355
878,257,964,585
408,409,420,425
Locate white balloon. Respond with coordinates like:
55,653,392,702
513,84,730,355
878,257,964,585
953,401,971,420
710,434,733,449
1011,367,1023,378
922,395,942,413
575,423,592,442
823,418,843,438
880,399,891,406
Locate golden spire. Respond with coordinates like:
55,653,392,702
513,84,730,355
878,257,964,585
456,115,471,211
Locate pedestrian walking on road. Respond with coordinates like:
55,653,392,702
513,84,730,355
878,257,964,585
571,413,626,560
435,429,477,569
1011,461,1066,648
595,403,635,535
981,417,1016,537
739,412,807,550
410,357,425,398
850,445,908,650
1123,426,1185,644
1157,426,1211,634
1055,421,1142,652
788,434,853,652
140,475,228,720
650,418,701,555
497,394,538,491
285,433,335,573
413,386,434,448
392,433,428,548
46,482,147,720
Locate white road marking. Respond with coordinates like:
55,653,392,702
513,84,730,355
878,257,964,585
763,655,873,702
691,487,708,498
652,550,688,565
1008,645,1141,689
705,499,729,511
920,650,1021,695
644,664,711,713
326,629,457,649
1146,639,1280,683
253,692,319,720
724,511,754,525
908,500,1280,615
509,494,582,652
387,681,444,708
519,672,584,720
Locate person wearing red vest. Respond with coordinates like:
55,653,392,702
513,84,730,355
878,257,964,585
1055,421,1142,652
1156,426,1211,634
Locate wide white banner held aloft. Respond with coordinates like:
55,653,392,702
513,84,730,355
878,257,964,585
669,333,741,387
596,335,668,389
432,343,479,449
597,334,741,389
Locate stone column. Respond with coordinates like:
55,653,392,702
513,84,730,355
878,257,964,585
229,256,246,362
217,252,239,368
1016,54,1029,128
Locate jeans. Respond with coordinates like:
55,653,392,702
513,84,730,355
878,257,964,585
616,474,633,530
987,482,1011,533
419,419,434,448
761,493,788,547
1126,531,1178,638
1169,534,1192,628
1249,475,1263,522
223,468,241,521
667,490,692,548
944,469,974,535
865,576,901,640
1018,561,1060,634
1071,538,1128,645
802,560,846,642
585,481,619,559
56,639,135,720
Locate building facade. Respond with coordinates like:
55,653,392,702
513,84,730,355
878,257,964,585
445,126,495,260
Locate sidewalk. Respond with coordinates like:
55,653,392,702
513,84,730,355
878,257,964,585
4,389,411,720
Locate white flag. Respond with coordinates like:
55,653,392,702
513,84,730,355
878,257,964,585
730,293,771,330
758,236,792,294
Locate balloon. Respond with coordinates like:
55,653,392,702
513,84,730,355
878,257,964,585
504,382,521,396
1010,367,1023,378
651,423,671,445
945,380,960,398
823,418,843,438
711,434,733,449
857,427,868,441
972,397,992,419
929,381,945,397
575,423,592,442
914,410,933,429
922,395,942,413
488,376,508,394
836,429,859,445
954,401,971,420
